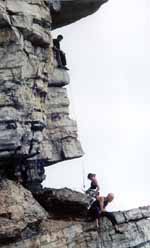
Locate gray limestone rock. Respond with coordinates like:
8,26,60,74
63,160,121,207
0,180,149,248
34,187,89,218
0,0,83,188
0,179,47,245
50,0,109,29
0,1,149,247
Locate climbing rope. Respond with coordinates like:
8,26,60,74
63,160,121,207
68,72,105,248
82,159,86,191
68,82,87,192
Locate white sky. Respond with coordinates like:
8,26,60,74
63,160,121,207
44,0,150,211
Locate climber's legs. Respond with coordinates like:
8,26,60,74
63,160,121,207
59,50,67,66
58,50,69,70
101,211,117,226
53,48,69,70
54,49,63,67
101,211,124,234
97,194,124,234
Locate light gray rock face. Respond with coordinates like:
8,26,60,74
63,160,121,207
0,181,150,248
1,1,149,248
0,179,48,246
50,0,109,29
45,215,150,248
0,0,83,188
34,189,150,248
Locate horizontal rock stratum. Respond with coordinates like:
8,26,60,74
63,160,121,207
0,0,108,188
0,180,150,248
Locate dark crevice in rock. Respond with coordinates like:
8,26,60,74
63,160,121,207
32,18,51,30
0,219,43,247
21,220,43,240
0,236,20,247
34,188,89,219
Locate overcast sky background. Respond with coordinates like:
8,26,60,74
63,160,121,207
44,0,150,211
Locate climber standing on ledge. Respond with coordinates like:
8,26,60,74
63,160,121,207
86,173,124,233
53,35,69,70
88,193,124,233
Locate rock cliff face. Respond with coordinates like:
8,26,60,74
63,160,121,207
0,180,150,248
0,0,83,190
0,1,149,248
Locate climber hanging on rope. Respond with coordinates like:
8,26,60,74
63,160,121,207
53,35,69,70
86,173,103,210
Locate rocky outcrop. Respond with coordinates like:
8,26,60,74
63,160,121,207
0,0,109,190
50,0,109,29
34,188,90,218
0,0,83,190
0,180,150,248
0,179,48,246
1,1,149,248
42,211,150,248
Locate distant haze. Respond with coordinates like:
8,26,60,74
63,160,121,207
44,0,150,211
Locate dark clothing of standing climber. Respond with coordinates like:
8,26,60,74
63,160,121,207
100,198,117,226
53,35,68,70
89,198,117,226
88,193,124,233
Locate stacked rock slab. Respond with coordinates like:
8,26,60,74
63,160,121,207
0,0,83,189
0,180,150,248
